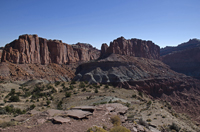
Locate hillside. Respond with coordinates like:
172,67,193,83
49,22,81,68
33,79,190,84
161,39,200,79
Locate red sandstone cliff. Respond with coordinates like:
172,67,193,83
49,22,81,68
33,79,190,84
1,34,100,64
100,37,160,59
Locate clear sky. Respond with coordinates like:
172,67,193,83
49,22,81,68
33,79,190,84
0,0,200,49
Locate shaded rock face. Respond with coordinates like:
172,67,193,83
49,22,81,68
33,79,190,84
161,39,200,79
0,47,3,61
160,38,200,56
100,37,160,59
1,34,100,64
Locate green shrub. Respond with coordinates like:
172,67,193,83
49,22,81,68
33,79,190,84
9,95,20,102
57,101,63,110
71,81,76,84
9,89,15,95
79,82,86,88
0,121,17,128
55,81,60,86
46,100,51,106
30,104,36,110
110,115,121,126
65,92,71,98
23,92,31,98
0,108,6,114
87,126,107,132
147,101,152,106
125,102,130,107
95,89,98,93
138,91,143,97
146,119,152,122
169,122,181,132
132,94,136,98
105,85,109,89
109,126,131,132
82,88,86,92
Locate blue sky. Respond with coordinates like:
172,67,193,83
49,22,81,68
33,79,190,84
0,0,200,49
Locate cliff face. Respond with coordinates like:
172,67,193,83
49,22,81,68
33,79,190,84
0,47,3,61
1,34,100,64
161,39,200,79
100,37,160,59
160,38,200,56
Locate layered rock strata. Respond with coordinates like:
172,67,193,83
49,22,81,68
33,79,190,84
100,37,160,59
1,34,100,64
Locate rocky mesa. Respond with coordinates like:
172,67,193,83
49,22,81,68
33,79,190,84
1,34,100,65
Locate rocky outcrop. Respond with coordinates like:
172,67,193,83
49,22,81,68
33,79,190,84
100,37,160,59
1,34,100,64
161,39,200,79
0,47,3,61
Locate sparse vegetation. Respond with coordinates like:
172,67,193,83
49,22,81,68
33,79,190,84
110,115,121,126
109,126,131,132
9,95,20,102
65,92,71,98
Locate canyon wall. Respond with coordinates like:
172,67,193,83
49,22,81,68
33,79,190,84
1,34,100,64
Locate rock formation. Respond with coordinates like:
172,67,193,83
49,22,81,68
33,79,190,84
161,39,200,79
160,38,200,56
1,34,100,64
100,37,160,59
0,47,3,61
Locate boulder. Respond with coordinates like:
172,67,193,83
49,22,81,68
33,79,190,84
52,116,70,124
67,110,92,119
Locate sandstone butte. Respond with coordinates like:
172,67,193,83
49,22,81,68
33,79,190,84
100,36,160,60
1,34,100,65
1,35,160,65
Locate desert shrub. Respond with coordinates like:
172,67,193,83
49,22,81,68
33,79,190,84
109,126,131,132
23,92,31,98
125,102,130,107
105,85,109,89
51,87,57,93
132,94,136,98
0,108,6,114
146,119,152,122
57,100,63,110
95,89,98,93
65,92,71,98
169,122,181,132
87,126,107,132
30,104,36,110
138,91,143,97
71,80,76,84
9,89,15,96
9,95,20,102
79,82,86,88
138,118,149,128
55,81,60,86
0,121,17,128
47,85,54,89
100,101,107,104
46,100,51,106
147,101,152,106
110,115,121,126
82,88,86,92
69,85,74,90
